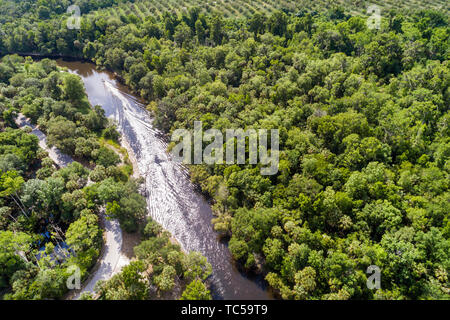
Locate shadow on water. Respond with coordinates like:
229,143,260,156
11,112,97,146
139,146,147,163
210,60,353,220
55,59,273,300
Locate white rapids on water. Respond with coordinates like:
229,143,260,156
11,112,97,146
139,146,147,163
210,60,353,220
103,81,199,245
60,60,271,300
103,81,231,290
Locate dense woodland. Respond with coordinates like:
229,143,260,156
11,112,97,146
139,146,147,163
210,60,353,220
0,0,449,300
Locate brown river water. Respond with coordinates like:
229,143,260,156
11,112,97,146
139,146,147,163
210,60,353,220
55,59,272,300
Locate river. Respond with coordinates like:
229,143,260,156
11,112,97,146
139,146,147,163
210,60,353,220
55,59,272,300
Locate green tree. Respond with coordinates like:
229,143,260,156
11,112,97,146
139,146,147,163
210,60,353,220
154,265,176,292
183,251,212,281
63,73,85,102
0,231,32,288
181,279,212,300
46,117,77,154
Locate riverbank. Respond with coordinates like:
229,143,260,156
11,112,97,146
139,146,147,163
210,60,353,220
120,136,140,179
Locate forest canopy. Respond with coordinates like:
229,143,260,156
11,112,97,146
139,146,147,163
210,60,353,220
0,0,448,300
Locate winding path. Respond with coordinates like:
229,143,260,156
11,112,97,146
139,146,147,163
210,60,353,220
14,113,129,299
72,214,129,299
15,113,74,167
